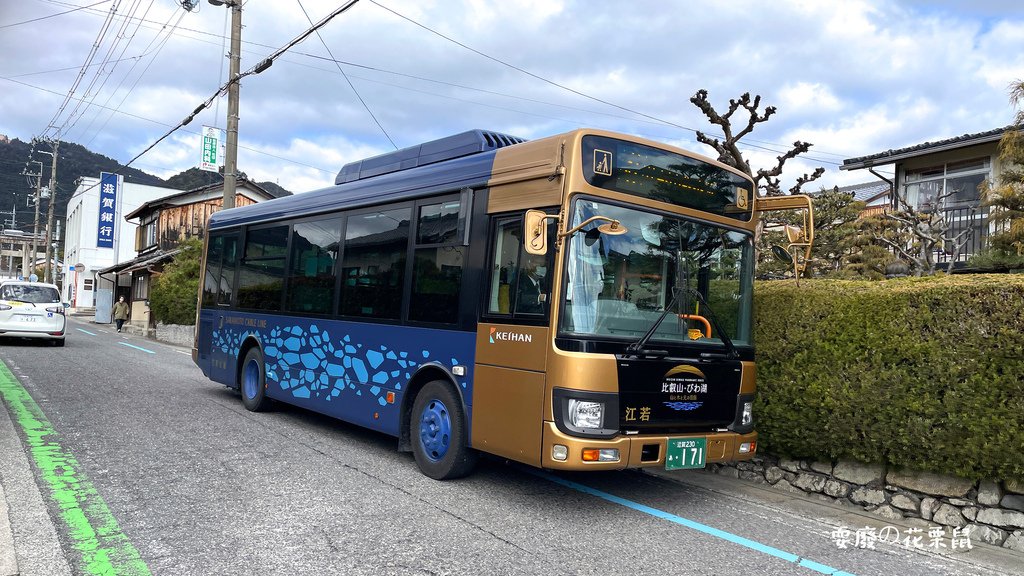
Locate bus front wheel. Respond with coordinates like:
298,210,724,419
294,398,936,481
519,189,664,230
411,381,477,480
240,347,271,412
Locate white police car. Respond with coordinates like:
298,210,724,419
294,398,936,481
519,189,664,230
0,281,67,346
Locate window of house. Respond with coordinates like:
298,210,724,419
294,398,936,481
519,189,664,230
238,225,288,311
133,274,147,299
409,199,465,324
904,158,990,212
339,207,410,320
136,217,158,251
285,217,342,315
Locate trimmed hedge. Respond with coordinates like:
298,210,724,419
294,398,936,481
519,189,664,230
754,275,1024,481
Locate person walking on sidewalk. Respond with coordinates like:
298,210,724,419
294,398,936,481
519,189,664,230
113,296,130,333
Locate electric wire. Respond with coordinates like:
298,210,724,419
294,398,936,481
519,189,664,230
68,0,166,142
24,0,851,164
81,7,188,147
369,0,845,166
59,0,362,201
0,0,112,30
39,1,122,140
296,0,395,149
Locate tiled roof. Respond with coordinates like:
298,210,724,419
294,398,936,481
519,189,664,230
837,181,891,204
841,126,1013,170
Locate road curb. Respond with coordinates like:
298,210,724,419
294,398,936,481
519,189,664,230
0,480,16,576
645,467,1024,575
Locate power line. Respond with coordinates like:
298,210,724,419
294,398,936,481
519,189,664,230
0,0,112,30
39,0,122,140
295,0,395,149
57,0,362,202
80,7,188,146
367,0,843,167
26,1,850,164
20,1,849,165
2,74,334,176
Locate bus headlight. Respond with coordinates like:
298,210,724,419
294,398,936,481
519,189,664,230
568,399,604,429
741,401,753,426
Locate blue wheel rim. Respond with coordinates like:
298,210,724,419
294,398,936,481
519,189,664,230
418,399,451,462
243,358,260,400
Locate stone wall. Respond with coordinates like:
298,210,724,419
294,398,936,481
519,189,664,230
153,323,194,347
711,455,1024,552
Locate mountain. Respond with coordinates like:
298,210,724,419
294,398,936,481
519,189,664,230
0,135,292,235
163,167,292,198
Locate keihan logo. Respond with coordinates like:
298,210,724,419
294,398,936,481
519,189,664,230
489,327,532,344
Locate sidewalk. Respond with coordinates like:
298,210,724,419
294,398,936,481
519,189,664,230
646,467,1024,575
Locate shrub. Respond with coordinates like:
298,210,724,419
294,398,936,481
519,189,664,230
754,275,1024,481
149,238,202,325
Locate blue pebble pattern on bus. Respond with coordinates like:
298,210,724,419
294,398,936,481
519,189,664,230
211,321,472,415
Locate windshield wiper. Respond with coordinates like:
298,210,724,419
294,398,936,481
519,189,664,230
625,286,740,359
625,287,680,357
685,287,739,359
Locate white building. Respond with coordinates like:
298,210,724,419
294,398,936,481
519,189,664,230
63,174,178,314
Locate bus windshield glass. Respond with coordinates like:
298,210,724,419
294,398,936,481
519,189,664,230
559,199,753,347
582,135,752,221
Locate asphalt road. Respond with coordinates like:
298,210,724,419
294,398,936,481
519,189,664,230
0,316,1020,576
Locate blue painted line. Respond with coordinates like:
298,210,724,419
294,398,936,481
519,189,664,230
118,342,155,354
76,328,97,336
536,471,855,576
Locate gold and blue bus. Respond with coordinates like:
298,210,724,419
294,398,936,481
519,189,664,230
193,128,811,479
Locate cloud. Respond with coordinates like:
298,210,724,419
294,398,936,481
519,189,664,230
2,0,1022,197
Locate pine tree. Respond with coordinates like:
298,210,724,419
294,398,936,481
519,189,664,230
971,81,1024,270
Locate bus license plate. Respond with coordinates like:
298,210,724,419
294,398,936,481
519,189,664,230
665,438,706,470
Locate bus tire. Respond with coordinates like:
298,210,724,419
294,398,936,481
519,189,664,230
240,347,271,412
411,381,477,480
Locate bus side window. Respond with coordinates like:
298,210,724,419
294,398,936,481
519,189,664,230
238,225,289,311
218,233,239,306
488,219,522,315
487,217,552,317
202,234,224,307
339,207,411,320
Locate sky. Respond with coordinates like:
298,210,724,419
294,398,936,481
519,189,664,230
1,0,1023,196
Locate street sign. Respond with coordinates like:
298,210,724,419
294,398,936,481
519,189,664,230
200,126,223,172
97,173,119,249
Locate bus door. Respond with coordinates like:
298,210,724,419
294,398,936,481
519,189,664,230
197,230,240,385
472,215,554,466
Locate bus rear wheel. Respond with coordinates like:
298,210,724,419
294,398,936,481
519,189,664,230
240,347,271,412
411,381,477,480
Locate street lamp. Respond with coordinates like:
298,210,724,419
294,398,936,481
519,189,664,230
209,0,241,210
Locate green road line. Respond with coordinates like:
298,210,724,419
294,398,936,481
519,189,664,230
0,361,150,576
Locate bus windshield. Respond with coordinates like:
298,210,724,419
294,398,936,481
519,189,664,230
559,198,753,347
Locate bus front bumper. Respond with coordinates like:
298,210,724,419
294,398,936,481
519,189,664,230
540,422,757,471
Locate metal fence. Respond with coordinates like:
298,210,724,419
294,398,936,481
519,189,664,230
935,205,990,265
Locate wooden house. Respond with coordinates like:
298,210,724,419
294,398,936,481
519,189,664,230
100,178,287,332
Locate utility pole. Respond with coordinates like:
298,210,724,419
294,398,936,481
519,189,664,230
210,0,242,210
22,159,43,277
31,161,42,274
43,140,59,284
31,153,50,276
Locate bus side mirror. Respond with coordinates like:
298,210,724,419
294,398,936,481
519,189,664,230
524,209,551,255
771,245,793,264
785,225,805,244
